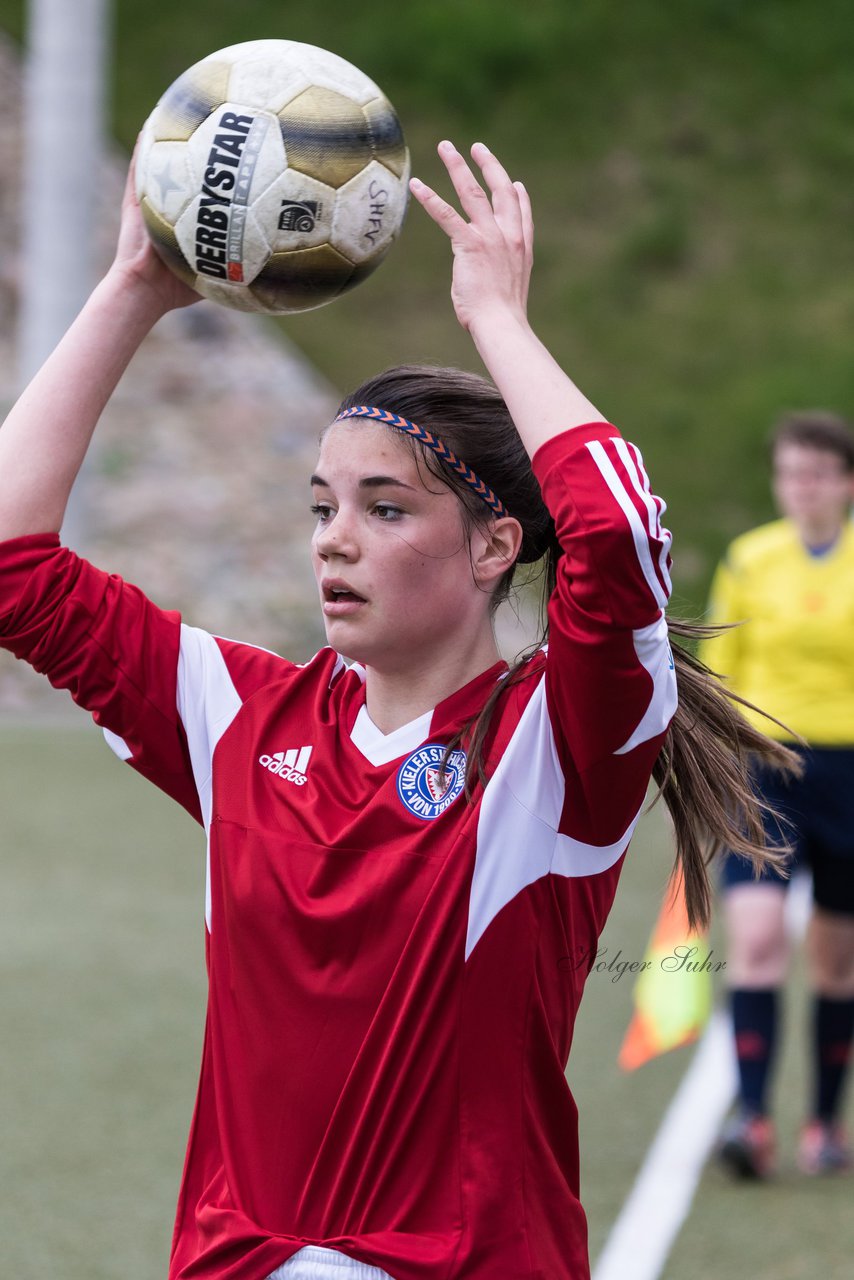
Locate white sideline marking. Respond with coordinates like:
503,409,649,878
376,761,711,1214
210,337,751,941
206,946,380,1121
591,1010,737,1280
593,873,813,1280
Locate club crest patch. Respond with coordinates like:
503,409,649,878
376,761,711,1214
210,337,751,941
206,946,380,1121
396,743,467,820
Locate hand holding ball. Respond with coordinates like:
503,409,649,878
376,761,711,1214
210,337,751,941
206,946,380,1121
135,40,410,314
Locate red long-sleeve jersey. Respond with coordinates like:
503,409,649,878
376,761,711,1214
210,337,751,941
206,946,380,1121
0,422,675,1280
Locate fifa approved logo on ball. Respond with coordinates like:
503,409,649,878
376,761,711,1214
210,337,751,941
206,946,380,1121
279,200,320,233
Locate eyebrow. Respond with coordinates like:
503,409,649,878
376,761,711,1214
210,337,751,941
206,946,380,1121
310,474,419,492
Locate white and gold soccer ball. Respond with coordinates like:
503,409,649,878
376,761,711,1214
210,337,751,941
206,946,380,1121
135,40,411,314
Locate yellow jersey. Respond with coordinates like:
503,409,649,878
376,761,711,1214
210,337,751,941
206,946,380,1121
700,518,854,743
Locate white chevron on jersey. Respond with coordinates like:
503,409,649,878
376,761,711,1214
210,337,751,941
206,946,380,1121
350,703,434,767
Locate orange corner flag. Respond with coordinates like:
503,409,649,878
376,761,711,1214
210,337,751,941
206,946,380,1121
618,873,714,1071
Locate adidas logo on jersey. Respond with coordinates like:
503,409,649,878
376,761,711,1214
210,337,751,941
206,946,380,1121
258,746,312,786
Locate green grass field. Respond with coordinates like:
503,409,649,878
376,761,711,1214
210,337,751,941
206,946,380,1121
2,723,852,1278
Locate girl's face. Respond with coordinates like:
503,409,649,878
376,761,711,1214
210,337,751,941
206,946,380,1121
310,420,498,670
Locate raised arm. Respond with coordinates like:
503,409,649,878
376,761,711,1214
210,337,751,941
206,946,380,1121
413,142,676,849
0,153,198,541
409,140,607,457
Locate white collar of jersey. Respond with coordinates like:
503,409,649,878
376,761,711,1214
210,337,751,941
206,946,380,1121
350,703,434,767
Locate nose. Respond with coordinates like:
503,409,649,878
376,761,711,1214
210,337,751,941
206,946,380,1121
313,508,359,561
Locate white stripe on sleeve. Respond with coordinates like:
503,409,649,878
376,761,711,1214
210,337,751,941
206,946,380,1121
623,440,673,596
177,625,244,931
585,439,670,610
614,614,678,755
466,678,640,960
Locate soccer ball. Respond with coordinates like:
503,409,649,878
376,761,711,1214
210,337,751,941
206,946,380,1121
135,40,411,314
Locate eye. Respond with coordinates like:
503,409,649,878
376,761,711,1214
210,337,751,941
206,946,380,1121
309,503,333,522
373,504,403,521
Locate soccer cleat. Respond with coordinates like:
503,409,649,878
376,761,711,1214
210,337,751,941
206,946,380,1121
797,1121,853,1176
718,1111,777,1179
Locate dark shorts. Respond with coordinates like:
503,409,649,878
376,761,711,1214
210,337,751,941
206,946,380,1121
720,746,854,916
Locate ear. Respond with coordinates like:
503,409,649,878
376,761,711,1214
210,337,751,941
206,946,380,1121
471,516,524,588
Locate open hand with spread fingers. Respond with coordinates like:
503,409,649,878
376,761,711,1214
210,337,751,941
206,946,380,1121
409,138,603,457
409,140,534,336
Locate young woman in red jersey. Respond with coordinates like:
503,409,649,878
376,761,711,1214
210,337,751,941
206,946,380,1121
0,141,790,1280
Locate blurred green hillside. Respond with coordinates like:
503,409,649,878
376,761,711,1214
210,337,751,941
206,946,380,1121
3,0,854,605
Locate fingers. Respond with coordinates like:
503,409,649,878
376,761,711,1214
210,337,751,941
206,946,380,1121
124,140,138,196
469,142,523,241
435,139,495,226
123,133,146,212
514,180,534,267
411,141,529,244
409,175,468,240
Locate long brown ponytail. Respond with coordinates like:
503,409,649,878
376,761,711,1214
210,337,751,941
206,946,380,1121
334,364,799,931
648,621,797,929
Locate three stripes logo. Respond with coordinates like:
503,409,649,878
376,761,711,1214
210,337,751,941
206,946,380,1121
258,746,313,787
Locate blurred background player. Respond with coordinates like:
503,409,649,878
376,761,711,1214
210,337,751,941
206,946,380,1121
702,412,854,1178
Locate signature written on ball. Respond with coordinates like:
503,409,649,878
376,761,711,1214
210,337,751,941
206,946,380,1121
364,180,389,246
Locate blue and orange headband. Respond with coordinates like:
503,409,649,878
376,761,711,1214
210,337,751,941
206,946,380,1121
333,405,509,520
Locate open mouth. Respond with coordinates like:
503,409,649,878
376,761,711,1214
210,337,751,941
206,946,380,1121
322,584,367,604
323,586,368,599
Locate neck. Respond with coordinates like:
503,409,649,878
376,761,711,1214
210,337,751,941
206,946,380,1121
796,516,846,551
363,633,503,735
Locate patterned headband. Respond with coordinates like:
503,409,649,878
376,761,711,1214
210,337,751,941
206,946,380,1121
333,405,509,520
